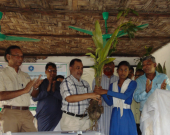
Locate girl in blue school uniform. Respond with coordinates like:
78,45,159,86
100,61,138,135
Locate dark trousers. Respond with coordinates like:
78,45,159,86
136,124,141,135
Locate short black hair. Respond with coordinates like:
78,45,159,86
129,66,134,73
56,75,64,80
4,45,21,62
69,58,82,67
136,69,144,74
104,61,114,66
117,61,130,69
45,62,56,70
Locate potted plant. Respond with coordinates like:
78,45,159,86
86,9,148,130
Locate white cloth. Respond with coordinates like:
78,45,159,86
112,79,131,117
0,66,32,106
140,89,170,135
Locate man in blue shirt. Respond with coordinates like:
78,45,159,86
32,62,62,131
134,55,170,112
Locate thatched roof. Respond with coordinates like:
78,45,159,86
0,0,170,59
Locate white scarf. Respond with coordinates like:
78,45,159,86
112,78,131,117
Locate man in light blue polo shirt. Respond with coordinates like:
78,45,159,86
134,55,170,112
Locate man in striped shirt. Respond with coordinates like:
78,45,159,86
60,58,101,131
92,62,119,135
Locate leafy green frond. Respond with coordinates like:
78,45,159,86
101,27,120,60
156,62,167,74
97,57,100,62
90,65,95,69
98,58,116,68
92,21,103,48
108,48,117,56
144,46,153,56
85,8,145,88
136,62,142,70
163,62,166,74
87,47,93,51
131,9,139,16
85,53,96,59
92,35,103,49
120,22,143,39
156,63,163,73
95,48,101,56
117,10,124,20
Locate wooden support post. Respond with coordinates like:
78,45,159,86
72,0,78,10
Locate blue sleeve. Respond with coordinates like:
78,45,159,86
32,81,49,101
107,81,137,100
52,91,62,100
165,75,170,90
52,81,62,100
133,78,148,102
102,83,113,106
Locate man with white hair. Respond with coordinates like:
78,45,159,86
134,55,170,112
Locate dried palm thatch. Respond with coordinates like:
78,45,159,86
0,0,169,59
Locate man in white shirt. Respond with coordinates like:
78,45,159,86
60,58,101,131
0,45,42,133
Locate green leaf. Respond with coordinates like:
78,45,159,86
156,63,163,73
124,8,130,17
144,46,152,56
129,27,136,33
108,49,112,57
112,38,118,48
136,62,142,70
101,27,120,60
163,62,167,74
87,47,93,51
92,21,103,48
108,48,117,56
148,47,153,53
119,23,146,39
92,36,99,48
98,58,116,68
117,10,123,20
97,57,100,62
95,48,101,56
90,65,97,71
132,10,139,16
85,53,96,59
92,36,102,57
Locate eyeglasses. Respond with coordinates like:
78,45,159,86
10,54,24,59
47,69,57,73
